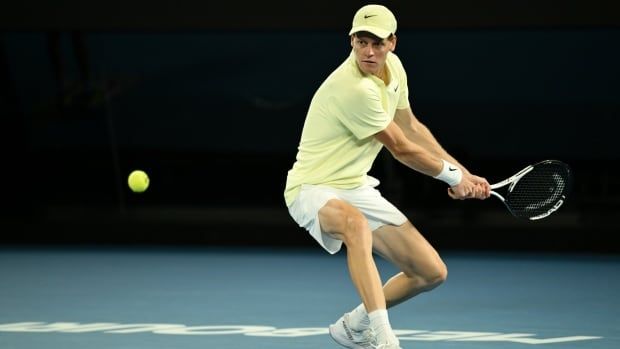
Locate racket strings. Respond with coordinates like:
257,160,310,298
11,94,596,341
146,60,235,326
506,163,571,219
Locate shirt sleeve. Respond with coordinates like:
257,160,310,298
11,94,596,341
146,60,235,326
330,82,391,140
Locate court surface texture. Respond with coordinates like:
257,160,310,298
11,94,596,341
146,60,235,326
1,246,618,349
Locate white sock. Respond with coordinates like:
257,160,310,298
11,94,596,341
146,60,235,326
348,303,369,331
368,309,398,344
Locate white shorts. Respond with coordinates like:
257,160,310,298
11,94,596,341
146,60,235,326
286,176,408,254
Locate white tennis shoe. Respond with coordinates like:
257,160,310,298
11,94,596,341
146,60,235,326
329,313,402,349
329,313,375,349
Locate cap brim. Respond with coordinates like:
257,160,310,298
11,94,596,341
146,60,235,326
348,26,392,39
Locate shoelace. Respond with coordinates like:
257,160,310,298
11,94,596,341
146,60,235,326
368,328,400,349
344,316,399,349
342,314,373,347
357,328,375,347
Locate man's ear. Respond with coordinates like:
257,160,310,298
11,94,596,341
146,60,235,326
390,35,397,52
350,35,355,48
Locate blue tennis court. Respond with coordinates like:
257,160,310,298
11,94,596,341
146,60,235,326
1,246,617,348
2,7,620,349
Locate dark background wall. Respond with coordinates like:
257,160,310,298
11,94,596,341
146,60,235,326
1,1,619,252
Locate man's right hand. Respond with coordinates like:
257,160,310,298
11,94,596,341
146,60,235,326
447,174,490,200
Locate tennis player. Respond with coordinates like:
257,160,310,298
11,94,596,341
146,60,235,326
284,4,491,348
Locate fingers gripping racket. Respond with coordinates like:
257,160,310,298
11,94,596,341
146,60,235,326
490,160,573,220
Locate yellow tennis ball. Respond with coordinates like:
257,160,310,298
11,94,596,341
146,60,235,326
128,170,149,193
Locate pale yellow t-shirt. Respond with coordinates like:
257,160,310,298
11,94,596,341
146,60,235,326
284,50,410,206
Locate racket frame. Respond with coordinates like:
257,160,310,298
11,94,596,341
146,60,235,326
489,160,568,220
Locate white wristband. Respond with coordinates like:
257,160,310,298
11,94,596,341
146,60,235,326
433,159,463,187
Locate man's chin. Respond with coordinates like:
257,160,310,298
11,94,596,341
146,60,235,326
360,66,378,75
356,61,379,75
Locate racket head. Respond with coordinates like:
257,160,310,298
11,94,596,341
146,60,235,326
503,160,573,220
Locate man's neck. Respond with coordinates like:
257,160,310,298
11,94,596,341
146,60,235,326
374,65,390,85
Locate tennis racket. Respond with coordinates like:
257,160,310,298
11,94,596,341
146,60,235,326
490,160,573,220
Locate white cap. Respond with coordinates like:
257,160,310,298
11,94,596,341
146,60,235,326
349,4,397,39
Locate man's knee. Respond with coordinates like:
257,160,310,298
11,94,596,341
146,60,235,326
428,260,448,286
403,258,448,288
418,259,448,290
343,213,372,249
318,200,371,248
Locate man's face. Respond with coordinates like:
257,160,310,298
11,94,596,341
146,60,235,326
351,33,396,76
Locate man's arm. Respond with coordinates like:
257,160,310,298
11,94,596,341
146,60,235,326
374,121,480,199
375,121,443,176
394,108,472,174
